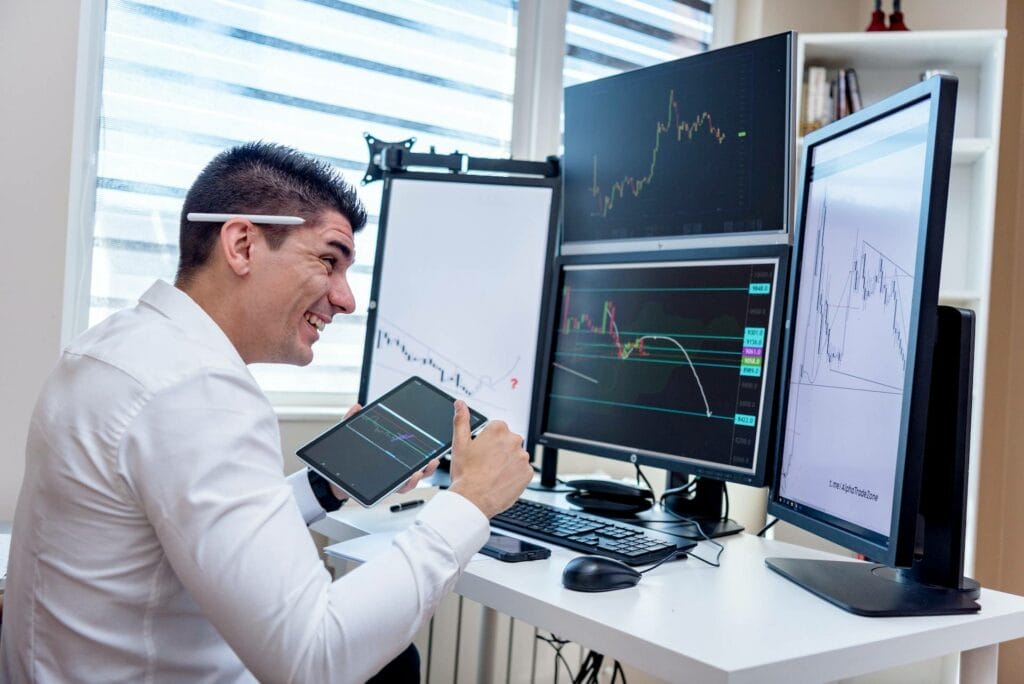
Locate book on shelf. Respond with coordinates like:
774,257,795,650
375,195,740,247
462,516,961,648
801,66,863,136
845,68,863,112
834,68,849,120
801,65,830,135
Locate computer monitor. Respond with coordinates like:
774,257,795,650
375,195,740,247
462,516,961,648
534,245,788,534
360,174,558,442
765,76,979,616
561,32,793,251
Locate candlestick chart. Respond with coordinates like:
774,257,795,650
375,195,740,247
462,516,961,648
372,318,521,405
781,183,919,504
545,258,780,471
562,33,791,243
792,193,912,394
777,103,931,533
588,91,728,221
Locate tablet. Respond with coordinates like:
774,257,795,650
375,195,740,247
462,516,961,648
297,376,487,507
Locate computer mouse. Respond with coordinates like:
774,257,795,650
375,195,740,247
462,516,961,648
561,555,642,592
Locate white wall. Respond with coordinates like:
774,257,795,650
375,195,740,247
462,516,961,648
0,1,91,520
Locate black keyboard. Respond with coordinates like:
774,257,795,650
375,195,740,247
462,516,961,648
491,498,696,566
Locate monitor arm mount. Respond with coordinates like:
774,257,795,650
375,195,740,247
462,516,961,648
361,133,559,185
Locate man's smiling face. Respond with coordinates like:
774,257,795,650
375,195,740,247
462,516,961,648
244,210,356,366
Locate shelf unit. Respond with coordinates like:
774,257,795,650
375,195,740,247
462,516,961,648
795,30,1006,574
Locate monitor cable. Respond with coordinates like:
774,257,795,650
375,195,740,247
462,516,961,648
636,547,688,574
723,481,731,521
661,501,725,567
633,463,656,494
638,500,725,568
535,632,576,682
661,478,698,497
629,464,725,566
535,633,629,684
574,649,627,684
658,472,731,533
527,464,575,493
755,517,780,537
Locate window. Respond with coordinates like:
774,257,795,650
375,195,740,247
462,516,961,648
564,0,713,86
85,0,713,410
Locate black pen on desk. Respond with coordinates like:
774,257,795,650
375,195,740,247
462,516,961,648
390,499,425,513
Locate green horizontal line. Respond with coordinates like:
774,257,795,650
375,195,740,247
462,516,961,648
550,393,735,420
570,287,750,293
620,330,744,339
576,342,742,356
571,330,744,341
363,417,432,457
554,352,740,369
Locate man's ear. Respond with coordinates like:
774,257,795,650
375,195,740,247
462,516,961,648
219,218,256,276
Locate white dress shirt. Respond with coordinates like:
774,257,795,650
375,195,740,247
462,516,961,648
0,280,489,683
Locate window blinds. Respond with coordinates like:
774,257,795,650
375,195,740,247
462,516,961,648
91,0,518,403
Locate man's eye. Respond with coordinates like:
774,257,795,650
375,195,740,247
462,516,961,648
322,257,336,269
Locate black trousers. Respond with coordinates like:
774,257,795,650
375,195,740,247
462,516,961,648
366,643,420,683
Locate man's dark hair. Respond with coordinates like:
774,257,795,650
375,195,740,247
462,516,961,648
176,141,367,284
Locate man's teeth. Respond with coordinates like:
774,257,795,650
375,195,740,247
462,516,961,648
304,313,326,331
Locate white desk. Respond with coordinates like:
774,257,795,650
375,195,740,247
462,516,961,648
313,489,1024,683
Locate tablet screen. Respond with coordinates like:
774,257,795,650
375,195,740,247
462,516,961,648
297,377,487,506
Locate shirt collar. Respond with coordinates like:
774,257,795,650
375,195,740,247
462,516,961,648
138,279,247,369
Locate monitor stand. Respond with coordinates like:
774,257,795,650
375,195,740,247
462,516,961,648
661,476,743,540
534,448,738,536
538,445,560,489
766,306,981,616
439,444,558,491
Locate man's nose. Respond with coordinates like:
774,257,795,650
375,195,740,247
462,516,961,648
329,275,356,315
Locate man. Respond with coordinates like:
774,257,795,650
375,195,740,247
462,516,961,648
0,142,533,682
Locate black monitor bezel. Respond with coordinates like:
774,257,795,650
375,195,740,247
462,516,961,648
532,243,790,487
560,31,795,251
767,76,958,566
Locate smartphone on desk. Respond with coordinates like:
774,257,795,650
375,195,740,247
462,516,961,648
480,532,551,562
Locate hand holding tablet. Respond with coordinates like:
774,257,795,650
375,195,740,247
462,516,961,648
297,377,486,507
447,401,535,519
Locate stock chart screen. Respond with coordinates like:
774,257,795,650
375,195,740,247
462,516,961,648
562,33,791,244
542,254,784,476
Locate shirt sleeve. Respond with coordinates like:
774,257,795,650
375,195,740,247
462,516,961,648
288,468,327,525
120,370,489,684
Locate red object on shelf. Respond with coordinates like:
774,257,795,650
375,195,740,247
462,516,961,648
866,8,887,31
889,0,910,30
888,10,910,30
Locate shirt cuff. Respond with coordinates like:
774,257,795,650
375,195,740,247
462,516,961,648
288,468,326,526
415,490,490,566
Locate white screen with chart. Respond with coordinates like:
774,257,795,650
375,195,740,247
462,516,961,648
778,100,931,537
364,178,554,438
